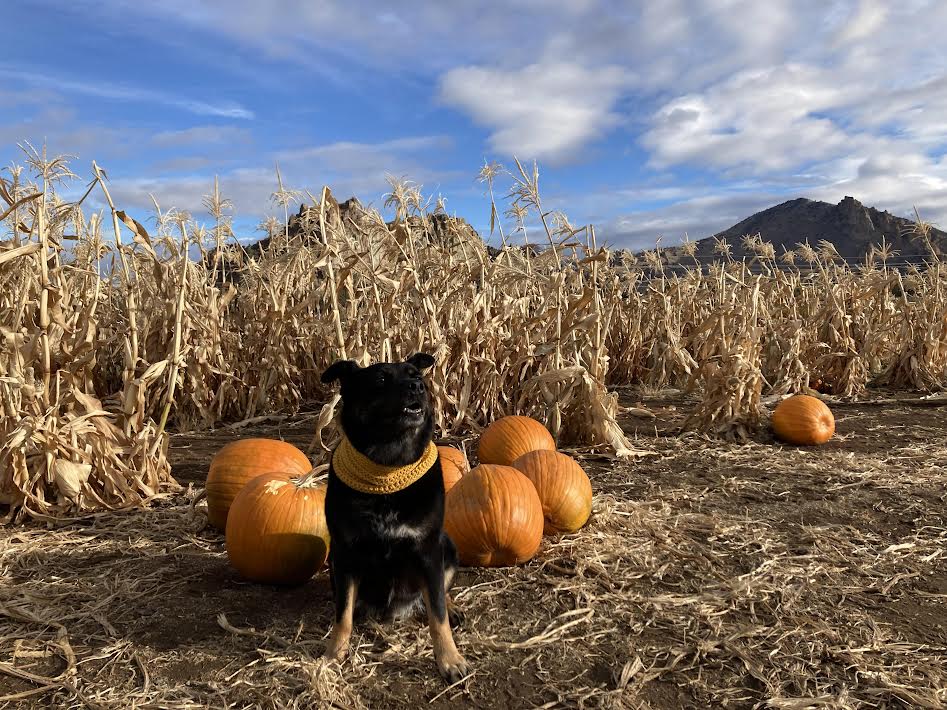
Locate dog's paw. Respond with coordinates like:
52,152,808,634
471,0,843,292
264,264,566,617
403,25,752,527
323,636,350,662
436,650,470,684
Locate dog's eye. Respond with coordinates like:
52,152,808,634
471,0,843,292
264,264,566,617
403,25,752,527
376,372,388,385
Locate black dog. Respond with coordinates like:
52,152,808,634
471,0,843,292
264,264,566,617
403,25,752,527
319,352,469,682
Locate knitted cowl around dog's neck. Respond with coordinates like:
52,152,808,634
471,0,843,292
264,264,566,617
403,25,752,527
332,434,438,494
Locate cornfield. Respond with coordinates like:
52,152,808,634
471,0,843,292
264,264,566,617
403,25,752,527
1,151,946,523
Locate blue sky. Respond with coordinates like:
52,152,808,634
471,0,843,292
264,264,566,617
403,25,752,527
2,0,946,250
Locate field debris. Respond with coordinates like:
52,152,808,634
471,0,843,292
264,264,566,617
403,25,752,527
0,400,944,707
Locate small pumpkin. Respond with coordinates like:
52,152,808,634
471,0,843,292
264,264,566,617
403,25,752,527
225,469,330,586
444,464,544,567
205,438,311,530
512,450,592,534
477,415,556,467
771,394,835,445
438,445,469,492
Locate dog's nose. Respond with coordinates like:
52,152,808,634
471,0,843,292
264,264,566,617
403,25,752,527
408,379,424,393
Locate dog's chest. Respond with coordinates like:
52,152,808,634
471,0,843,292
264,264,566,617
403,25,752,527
363,509,427,541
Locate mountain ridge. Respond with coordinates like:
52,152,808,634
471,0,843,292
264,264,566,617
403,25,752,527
649,196,947,263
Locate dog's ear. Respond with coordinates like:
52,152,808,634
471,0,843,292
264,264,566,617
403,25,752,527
321,359,360,384
406,352,435,371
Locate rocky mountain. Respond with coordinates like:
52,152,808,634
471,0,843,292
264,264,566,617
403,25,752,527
659,196,946,264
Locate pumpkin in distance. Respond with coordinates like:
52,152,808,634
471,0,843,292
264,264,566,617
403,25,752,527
771,394,835,445
477,415,556,466
438,445,469,492
205,438,311,530
225,470,330,585
444,464,544,567
512,450,592,534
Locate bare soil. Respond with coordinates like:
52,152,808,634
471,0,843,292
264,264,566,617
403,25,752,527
1,391,945,709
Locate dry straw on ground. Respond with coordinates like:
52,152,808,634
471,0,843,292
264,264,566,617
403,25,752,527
0,410,944,708
1,149,946,523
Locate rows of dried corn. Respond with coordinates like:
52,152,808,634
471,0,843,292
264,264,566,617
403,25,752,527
1,153,945,521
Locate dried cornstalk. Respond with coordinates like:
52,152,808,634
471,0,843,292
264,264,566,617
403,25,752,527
2,151,946,520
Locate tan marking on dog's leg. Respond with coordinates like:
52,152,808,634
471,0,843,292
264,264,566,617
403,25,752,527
443,566,465,626
324,578,357,661
422,587,469,683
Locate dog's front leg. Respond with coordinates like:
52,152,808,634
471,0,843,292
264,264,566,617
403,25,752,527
324,567,358,662
421,559,469,683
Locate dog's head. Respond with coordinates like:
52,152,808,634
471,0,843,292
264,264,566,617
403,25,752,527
321,353,435,460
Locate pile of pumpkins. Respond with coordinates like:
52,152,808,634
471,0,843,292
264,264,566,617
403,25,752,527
207,395,835,586
205,415,592,585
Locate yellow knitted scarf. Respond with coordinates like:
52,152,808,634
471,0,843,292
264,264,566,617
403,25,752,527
332,435,438,495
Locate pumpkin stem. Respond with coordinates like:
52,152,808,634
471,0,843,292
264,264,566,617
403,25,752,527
294,464,329,488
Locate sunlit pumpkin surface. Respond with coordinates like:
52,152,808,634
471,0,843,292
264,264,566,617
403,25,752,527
477,415,556,466
225,472,330,586
444,464,543,567
772,394,836,446
437,445,469,492
513,449,593,534
205,438,311,530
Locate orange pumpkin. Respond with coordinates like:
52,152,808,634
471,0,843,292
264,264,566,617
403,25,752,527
771,394,835,446
225,470,330,586
477,415,556,466
444,464,544,567
438,445,469,492
205,438,311,530
512,450,592,534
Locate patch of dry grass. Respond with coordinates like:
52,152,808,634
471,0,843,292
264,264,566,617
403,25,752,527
0,415,944,708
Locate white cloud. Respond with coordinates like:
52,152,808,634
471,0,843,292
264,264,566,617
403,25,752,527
278,136,451,166
105,135,463,220
597,190,786,250
274,135,461,197
107,167,276,218
0,105,138,163
810,147,947,227
833,0,888,45
642,64,858,173
0,65,253,119
439,61,628,165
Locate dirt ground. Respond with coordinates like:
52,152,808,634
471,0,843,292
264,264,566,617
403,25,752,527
1,390,945,709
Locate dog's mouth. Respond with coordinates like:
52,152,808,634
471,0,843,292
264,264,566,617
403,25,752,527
402,404,425,417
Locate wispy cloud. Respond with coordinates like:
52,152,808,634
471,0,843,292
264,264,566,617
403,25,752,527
274,135,462,198
107,135,463,219
0,65,254,119
598,191,791,250
276,136,452,165
151,125,253,148
150,156,219,173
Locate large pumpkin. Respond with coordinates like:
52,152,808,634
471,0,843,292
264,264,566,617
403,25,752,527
205,438,311,530
444,464,544,567
512,450,592,534
771,394,835,445
477,415,556,466
225,470,330,586
438,446,469,492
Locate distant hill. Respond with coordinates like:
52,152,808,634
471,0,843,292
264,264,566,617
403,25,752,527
655,196,947,265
